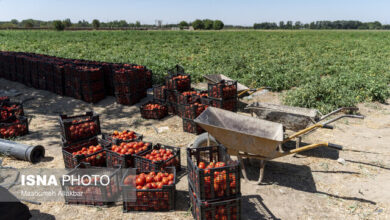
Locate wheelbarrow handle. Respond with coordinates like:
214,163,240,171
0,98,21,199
322,114,365,126
327,143,343,150
322,124,334,129
319,107,359,121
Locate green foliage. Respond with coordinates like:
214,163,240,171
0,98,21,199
92,19,100,29
63,19,72,28
213,20,224,30
203,19,213,30
192,19,204,30
53,20,64,31
179,21,189,30
0,30,389,113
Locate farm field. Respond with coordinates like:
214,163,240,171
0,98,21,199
1,30,390,113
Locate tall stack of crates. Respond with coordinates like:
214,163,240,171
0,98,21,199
187,145,242,220
0,51,153,105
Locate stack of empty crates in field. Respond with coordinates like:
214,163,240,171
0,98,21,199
0,51,152,105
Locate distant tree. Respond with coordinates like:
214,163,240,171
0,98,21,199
92,19,100,29
192,19,204,30
135,21,141,28
63,18,72,28
119,20,128,27
77,20,90,27
11,19,19,25
179,21,189,29
213,20,224,30
279,21,285,29
286,21,293,29
53,20,65,31
203,19,214,30
23,20,34,28
294,21,302,29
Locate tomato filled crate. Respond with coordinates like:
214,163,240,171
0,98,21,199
187,145,241,201
153,85,167,102
189,184,241,220
201,97,238,112
115,92,141,106
62,137,110,169
177,103,208,119
182,118,204,135
0,101,24,121
176,90,200,105
140,101,168,120
106,141,152,168
134,144,181,172
59,111,101,142
121,167,176,212
0,96,10,105
60,163,122,207
102,130,143,145
165,73,191,92
0,116,29,139
208,80,237,99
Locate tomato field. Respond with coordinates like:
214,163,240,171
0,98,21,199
1,30,389,112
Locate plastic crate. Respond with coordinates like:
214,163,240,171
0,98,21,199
114,82,138,94
134,144,181,172
140,101,168,120
102,130,143,145
113,68,138,84
165,74,191,92
166,90,177,103
59,111,101,142
115,93,140,106
62,137,110,169
53,63,65,96
0,101,24,121
60,163,121,207
189,184,241,220
176,90,199,104
167,65,185,75
0,96,9,105
82,90,106,103
106,141,152,168
166,102,177,115
182,118,204,135
0,116,29,139
153,85,167,101
145,69,153,89
208,80,238,99
187,145,241,201
201,97,238,112
177,103,208,119
121,167,176,212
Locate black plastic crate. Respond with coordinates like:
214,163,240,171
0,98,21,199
106,141,152,168
177,103,208,119
208,80,238,99
176,90,199,104
82,90,106,103
201,97,238,112
121,167,176,212
102,130,143,145
166,90,177,103
62,137,110,169
113,68,138,84
140,101,168,120
53,63,65,96
187,145,241,202
60,163,121,207
115,92,141,106
134,144,181,172
153,85,167,101
145,69,153,89
182,118,204,135
189,184,241,220
59,111,101,142
0,101,24,122
167,65,185,75
0,116,29,139
165,74,191,92
167,102,177,115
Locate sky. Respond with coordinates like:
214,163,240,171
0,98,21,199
0,0,389,26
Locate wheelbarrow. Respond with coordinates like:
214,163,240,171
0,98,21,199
193,107,364,184
203,74,268,98
245,102,361,131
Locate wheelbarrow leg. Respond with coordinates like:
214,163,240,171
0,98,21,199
257,160,266,184
238,155,249,182
293,137,302,157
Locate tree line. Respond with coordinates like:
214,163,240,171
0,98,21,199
254,20,390,30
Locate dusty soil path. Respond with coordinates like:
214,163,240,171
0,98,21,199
1,79,389,220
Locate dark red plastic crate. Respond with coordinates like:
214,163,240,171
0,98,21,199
0,116,29,139
140,101,168,120
59,111,101,142
208,80,237,99
106,141,152,168
182,118,204,134
134,144,181,172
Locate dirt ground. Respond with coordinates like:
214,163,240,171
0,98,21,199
1,79,389,220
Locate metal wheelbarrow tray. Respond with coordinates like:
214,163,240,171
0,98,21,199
245,102,359,131
194,107,363,184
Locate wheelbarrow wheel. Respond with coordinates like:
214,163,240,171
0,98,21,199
191,133,219,148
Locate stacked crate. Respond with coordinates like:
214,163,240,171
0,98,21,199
0,51,153,105
187,145,242,220
58,111,107,169
113,65,147,106
0,99,28,139
204,80,238,112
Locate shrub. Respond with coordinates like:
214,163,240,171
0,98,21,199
192,19,204,30
179,21,189,30
92,19,100,29
53,20,65,31
213,20,224,30
203,19,214,30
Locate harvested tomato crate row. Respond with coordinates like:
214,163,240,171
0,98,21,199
165,74,191,92
140,102,168,120
62,137,110,169
187,145,241,202
134,144,181,172
114,82,139,94
189,184,241,220
177,103,208,119
0,116,29,139
106,141,152,168
59,111,101,142
182,118,204,135
153,85,167,101
208,80,238,99
201,97,238,112
121,167,176,212
60,163,121,207
102,130,143,145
